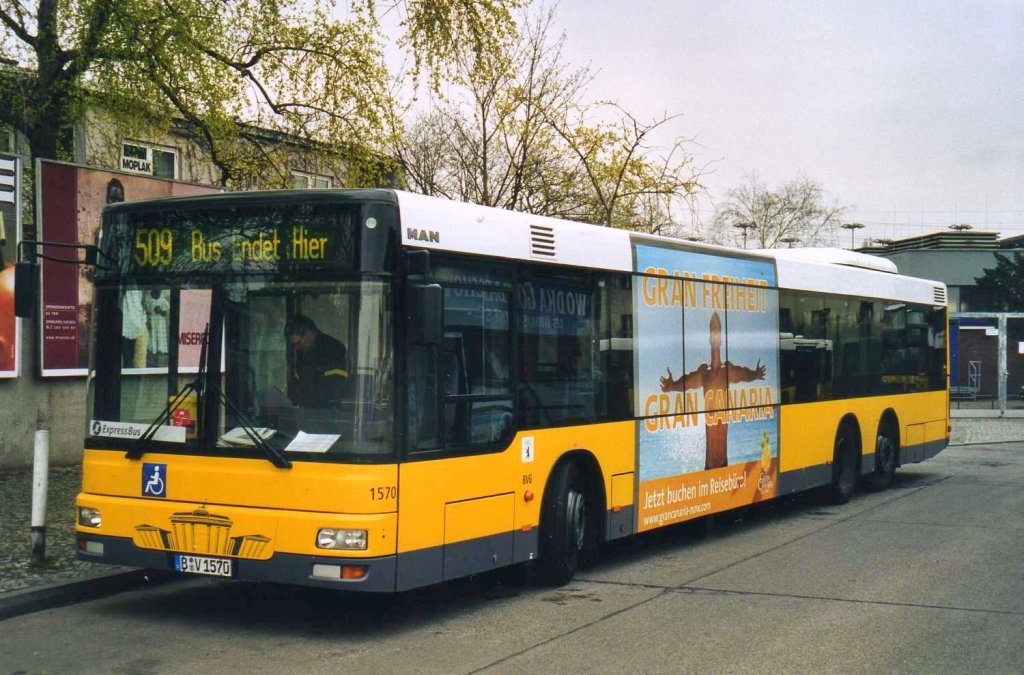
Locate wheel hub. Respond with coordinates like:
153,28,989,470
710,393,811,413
567,489,586,551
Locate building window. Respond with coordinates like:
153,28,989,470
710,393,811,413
121,141,178,179
292,171,332,189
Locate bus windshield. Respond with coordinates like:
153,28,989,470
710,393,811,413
87,277,395,463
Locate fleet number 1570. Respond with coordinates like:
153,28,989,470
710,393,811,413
370,486,397,501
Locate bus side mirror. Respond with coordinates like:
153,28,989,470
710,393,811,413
14,260,38,319
408,284,442,345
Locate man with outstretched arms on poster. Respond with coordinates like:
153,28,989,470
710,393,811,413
659,311,766,469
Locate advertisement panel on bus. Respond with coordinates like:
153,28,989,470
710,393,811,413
634,245,780,531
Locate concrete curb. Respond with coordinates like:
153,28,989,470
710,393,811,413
0,569,173,622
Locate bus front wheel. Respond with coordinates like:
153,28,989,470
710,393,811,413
537,462,587,586
828,427,858,504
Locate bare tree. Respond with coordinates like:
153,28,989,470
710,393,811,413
709,173,843,248
393,4,703,229
547,104,701,228
393,5,590,215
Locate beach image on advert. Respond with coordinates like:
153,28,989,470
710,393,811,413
635,244,780,529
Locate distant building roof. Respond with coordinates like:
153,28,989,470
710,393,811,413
858,229,1023,288
998,233,1024,249
860,231,999,253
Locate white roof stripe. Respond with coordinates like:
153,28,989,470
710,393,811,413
393,191,946,305
395,190,633,271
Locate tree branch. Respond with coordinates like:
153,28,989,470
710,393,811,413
0,2,35,46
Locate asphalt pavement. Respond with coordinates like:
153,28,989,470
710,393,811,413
1,416,1021,621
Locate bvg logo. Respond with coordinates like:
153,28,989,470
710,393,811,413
142,463,167,498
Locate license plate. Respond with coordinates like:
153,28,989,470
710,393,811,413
174,554,232,577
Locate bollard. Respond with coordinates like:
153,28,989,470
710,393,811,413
30,429,49,565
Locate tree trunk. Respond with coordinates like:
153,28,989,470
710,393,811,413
28,0,74,160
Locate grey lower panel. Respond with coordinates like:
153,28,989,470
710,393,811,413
79,508,634,594
901,439,948,465
396,528,539,590
778,464,832,495
779,438,948,496
441,531,514,582
513,527,540,564
77,535,399,592
606,505,634,541
395,546,443,591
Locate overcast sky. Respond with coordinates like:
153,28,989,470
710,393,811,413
547,0,1024,246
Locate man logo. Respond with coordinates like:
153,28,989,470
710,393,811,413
406,228,440,243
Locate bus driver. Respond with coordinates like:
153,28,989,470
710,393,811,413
285,314,348,407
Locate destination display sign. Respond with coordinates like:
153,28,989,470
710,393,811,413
99,204,359,278
133,224,334,268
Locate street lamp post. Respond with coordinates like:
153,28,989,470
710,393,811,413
734,222,755,250
841,222,864,249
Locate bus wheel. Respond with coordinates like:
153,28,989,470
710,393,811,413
537,462,587,586
862,426,897,492
828,427,858,504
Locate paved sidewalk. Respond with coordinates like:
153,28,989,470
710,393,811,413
0,465,147,620
0,465,99,594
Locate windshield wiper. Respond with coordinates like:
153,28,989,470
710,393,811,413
125,321,291,469
124,376,202,460
126,322,211,460
206,380,292,469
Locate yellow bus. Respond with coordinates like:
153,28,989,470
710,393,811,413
68,189,948,590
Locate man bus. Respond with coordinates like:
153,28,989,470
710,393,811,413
29,189,948,591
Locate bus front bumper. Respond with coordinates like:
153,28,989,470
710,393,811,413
76,534,399,592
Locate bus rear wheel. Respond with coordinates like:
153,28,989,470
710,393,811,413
862,426,897,492
828,427,858,504
537,462,587,586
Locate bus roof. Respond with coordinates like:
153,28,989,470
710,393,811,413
763,247,899,274
763,247,945,306
394,190,946,306
103,188,946,305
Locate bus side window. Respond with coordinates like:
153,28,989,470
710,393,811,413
598,273,633,420
517,269,600,427
429,262,514,451
408,344,441,450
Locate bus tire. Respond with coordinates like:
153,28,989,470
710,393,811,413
828,426,858,504
536,462,587,586
862,423,897,492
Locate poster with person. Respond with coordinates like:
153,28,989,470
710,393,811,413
0,154,21,378
634,244,780,531
38,160,220,376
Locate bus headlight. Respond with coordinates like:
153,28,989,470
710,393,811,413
316,528,367,550
78,507,102,528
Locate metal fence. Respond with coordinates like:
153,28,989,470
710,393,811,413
949,313,1024,411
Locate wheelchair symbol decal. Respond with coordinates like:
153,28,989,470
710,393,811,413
142,463,167,498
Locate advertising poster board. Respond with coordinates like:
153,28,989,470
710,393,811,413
0,154,21,377
37,160,220,376
634,245,780,531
